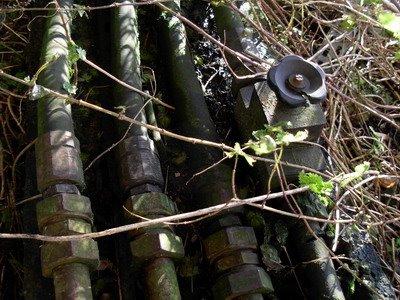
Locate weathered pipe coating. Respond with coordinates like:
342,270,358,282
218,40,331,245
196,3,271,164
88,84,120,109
35,0,99,299
213,4,345,300
158,2,274,299
111,2,183,299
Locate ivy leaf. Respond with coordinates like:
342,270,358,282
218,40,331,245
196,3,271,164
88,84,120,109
76,47,87,60
247,135,276,155
298,171,334,206
337,161,370,187
378,12,400,39
247,123,308,156
68,42,86,64
63,82,77,95
276,130,308,145
225,142,256,166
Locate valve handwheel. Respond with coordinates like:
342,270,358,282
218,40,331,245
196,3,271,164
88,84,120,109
267,55,327,107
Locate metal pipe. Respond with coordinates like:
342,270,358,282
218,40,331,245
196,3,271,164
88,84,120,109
35,1,99,299
158,2,275,299
112,2,183,299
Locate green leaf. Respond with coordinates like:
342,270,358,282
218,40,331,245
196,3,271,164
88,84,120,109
396,237,400,248
395,49,400,61
247,123,308,156
225,142,256,166
67,42,86,64
340,14,356,31
62,82,77,95
378,12,400,39
277,130,308,145
247,135,277,155
337,161,370,187
76,47,86,60
299,171,334,206
360,0,382,5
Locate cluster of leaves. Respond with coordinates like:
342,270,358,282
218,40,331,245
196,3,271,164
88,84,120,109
299,172,334,206
225,122,308,166
64,42,87,94
299,162,371,207
246,122,308,155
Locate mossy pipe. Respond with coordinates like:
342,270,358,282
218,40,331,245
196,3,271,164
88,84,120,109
291,223,345,300
158,3,275,299
213,4,248,75
144,258,181,300
112,1,148,137
157,0,233,208
112,3,182,299
36,1,98,299
37,0,74,134
53,263,93,299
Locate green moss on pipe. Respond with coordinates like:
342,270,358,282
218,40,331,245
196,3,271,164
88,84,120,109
37,0,74,135
144,258,181,300
112,2,148,137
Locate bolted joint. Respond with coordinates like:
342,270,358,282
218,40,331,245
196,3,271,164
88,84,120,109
212,265,274,299
130,229,184,265
115,135,164,193
203,226,258,263
36,130,85,192
36,193,93,232
124,192,177,220
41,239,99,278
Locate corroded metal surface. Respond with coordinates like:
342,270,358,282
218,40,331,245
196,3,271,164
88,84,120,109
36,130,85,192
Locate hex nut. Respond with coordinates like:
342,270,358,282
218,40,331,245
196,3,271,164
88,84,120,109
125,192,177,219
37,194,93,231
203,227,258,263
42,219,92,236
42,183,80,198
215,250,260,274
129,183,161,196
201,214,242,236
36,130,85,192
130,229,184,263
115,135,163,192
212,266,274,299
41,239,99,277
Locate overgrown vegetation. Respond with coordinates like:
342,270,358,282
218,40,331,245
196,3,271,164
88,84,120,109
0,0,399,298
